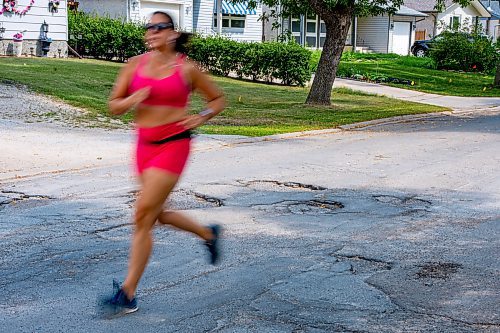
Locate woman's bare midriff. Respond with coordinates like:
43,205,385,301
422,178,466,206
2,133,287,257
134,105,187,128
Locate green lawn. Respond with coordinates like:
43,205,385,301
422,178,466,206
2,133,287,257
335,54,499,97
0,57,449,136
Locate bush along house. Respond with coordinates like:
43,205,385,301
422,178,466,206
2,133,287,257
0,0,69,57
78,0,263,42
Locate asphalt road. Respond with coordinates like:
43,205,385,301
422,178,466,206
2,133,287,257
0,96,499,332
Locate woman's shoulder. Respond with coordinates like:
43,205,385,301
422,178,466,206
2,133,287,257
121,53,150,75
127,52,150,66
180,56,201,73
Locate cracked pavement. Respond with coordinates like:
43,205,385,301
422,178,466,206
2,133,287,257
0,85,499,332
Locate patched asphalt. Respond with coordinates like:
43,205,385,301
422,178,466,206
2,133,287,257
0,85,499,332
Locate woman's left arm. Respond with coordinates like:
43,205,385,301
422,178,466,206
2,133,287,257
180,61,226,129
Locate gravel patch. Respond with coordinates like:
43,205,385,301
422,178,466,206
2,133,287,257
0,82,128,129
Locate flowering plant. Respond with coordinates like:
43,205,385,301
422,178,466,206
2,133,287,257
13,31,23,41
0,0,35,15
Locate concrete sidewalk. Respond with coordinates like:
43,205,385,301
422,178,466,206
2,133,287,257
334,78,500,110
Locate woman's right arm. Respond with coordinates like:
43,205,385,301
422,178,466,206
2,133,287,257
108,56,150,116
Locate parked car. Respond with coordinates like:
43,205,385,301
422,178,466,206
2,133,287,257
411,33,485,57
411,37,440,57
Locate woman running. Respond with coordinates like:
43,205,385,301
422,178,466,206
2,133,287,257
103,11,225,315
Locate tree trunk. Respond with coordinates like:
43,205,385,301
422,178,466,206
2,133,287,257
495,61,500,87
306,9,353,105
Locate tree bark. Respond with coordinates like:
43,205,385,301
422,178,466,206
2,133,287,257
495,61,500,87
306,7,353,105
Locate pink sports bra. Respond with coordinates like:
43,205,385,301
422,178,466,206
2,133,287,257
128,53,190,107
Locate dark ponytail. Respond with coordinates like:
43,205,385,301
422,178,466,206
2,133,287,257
151,11,192,53
174,32,192,53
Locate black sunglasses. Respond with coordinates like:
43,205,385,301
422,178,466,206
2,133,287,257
145,22,174,32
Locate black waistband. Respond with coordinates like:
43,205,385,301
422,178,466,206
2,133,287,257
149,130,192,145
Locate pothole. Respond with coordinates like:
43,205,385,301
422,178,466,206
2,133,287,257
241,180,327,191
0,190,53,210
373,195,431,207
253,199,343,215
415,262,462,280
123,189,224,210
333,254,393,274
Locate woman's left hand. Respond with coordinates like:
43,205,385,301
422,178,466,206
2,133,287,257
180,114,209,129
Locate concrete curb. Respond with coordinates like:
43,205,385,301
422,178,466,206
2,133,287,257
205,106,500,148
202,110,456,148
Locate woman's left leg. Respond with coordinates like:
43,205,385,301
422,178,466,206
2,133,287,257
157,210,213,240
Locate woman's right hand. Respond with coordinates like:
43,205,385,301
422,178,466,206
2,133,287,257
129,87,151,107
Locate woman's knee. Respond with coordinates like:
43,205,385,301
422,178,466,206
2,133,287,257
135,201,161,228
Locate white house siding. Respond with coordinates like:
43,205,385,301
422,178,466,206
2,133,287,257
0,0,68,56
262,4,279,42
79,0,127,18
80,1,192,26
415,15,437,39
388,15,416,55
437,3,482,33
193,0,262,42
193,0,212,35
481,18,500,41
1,0,68,40
346,23,352,45
225,11,261,42
356,15,389,53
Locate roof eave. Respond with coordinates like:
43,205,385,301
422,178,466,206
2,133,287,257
445,0,491,17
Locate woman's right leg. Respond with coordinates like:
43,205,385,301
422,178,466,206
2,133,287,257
121,168,180,299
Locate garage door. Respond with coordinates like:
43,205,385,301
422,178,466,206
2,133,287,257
392,22,411,56
141,2,181,28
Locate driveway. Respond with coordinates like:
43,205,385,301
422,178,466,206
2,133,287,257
1,84,499,332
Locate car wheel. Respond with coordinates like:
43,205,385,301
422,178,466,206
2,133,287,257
415,48,426,57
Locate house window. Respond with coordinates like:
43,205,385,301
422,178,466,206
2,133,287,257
290,15,302,44
291,18,301,33
306,12,317,47
287,14,326,48
449,15,461,29
318,19,326,47
320,22,326,34
213,14,246,29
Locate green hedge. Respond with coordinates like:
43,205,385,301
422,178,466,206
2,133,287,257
430,31,499,73
68,12,312,86
68,12,146,62
187,36,312,86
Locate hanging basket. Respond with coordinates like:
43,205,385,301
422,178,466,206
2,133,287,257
0,0,35,15
49,0,60,13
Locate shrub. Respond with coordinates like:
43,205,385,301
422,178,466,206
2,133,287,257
68,12,146,62
429,31,498,72
69,12,312,86
187,37,312,86
310,49,322,72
